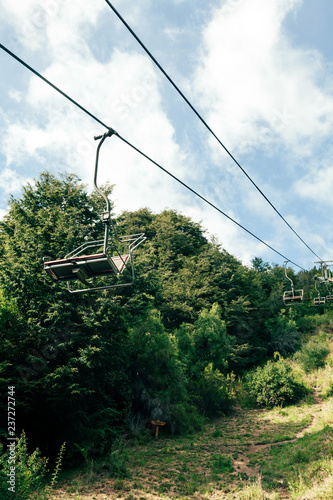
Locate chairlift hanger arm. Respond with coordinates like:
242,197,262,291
93,128,118,217
284,260,294,291
93,128,122,253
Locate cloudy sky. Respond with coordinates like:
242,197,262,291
1,0,333,271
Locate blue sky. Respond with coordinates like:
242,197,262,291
1,0,333,271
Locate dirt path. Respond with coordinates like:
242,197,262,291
225,390,326,498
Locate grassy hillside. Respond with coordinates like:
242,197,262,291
44,323,333,500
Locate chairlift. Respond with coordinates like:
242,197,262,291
283,261,303,305
313,277,326,306
325,282,333,303
43,129,146,293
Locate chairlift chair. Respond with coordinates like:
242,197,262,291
324,281,333,304
313,277,326,306
283,261,303,305
43,129,146,293
314,296,326,306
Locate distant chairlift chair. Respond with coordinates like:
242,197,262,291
43,129,146,293
313,276,326,306
325,283,333,304
283,261,304,305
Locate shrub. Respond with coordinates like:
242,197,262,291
294,338,330,372
88,441,129,479
50,441,66,489
168,401,205,435
266,310,300,357
193,363,236,417
245,357,307,408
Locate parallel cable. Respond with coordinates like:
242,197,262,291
0,42,304,270
117,133,303,269
103,0,322,262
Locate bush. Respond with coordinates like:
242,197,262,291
245,357,307,408
211,454,233,473
294,338,330,372
168,401,205,435
266,310,300,356
193,363,236,417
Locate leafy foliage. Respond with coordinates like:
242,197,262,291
294,338,330,372
194,364,236,417
245,357,308,408
0,170,328,465
128,308,189,434
265,309,300,356
0,431,48,500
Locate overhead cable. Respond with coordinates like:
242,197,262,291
0,44,108,130
103,0,322,262
0,43,304,270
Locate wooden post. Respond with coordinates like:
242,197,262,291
151,420,166,438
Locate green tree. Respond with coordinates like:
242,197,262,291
265,308,300,356
176,304,237,416
128,308,195,434
0,172,131,459
177,303,235,377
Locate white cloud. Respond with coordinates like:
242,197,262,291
0,168,32,195
193,0,333,159
0,0,192,221
0,0,104,52
8,90,22,103
0,208,7,220
1,0,332,269
294,161,333,206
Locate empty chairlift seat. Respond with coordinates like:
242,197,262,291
283,289,303,305
314,296,326,306
44,253,130,284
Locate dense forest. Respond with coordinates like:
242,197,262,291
0,171,327,469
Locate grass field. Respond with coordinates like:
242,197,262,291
44,328,333,499
48,392,333,499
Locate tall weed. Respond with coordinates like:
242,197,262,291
294,338,330,372
0,431,48,500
